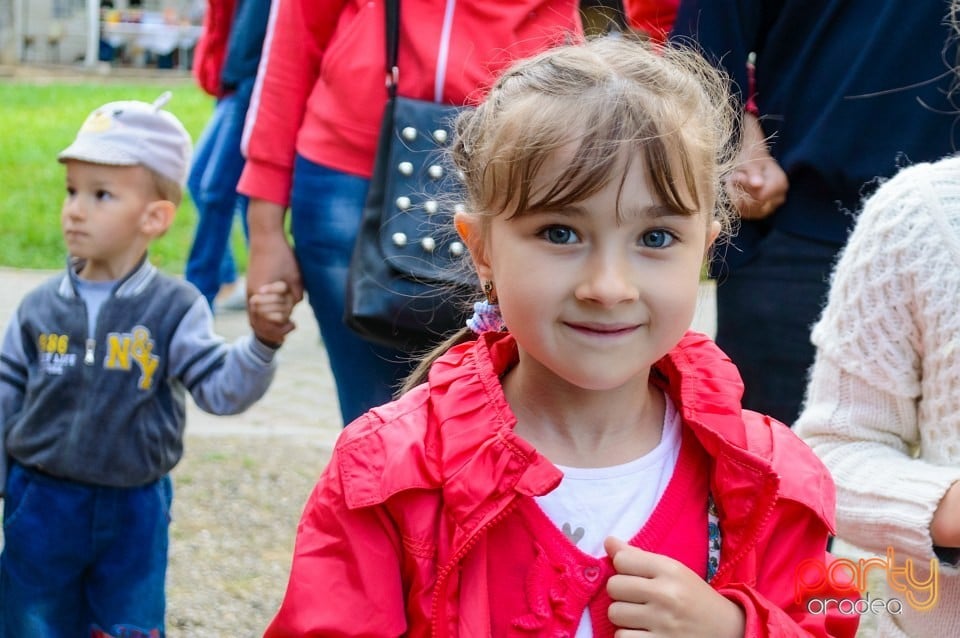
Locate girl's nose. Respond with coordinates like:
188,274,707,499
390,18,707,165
575,252,639,306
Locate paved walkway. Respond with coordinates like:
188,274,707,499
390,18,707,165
0,267,717,444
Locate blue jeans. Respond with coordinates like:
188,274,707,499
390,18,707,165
290,156,415,425
713,229,841,426
185,79,254,308
1,462,172,637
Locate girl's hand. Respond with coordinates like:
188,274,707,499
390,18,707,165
604,537,745,638
249,280,296,346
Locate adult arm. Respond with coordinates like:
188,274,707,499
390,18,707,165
795,163,960,565
245,198,301,342
671,1,788,219
192,0,238,97
238,0,347,205
238,0,347,323
801,355,960,562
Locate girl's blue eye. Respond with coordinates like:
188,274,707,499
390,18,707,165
641,229,675,248
95,190,112,201
543,226,578,244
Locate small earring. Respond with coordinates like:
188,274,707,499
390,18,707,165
467,281,506,334
482,280,497,304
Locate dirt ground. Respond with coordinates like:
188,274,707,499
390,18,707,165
166,435,331,637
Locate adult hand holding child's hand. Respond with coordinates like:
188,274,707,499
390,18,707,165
249,280,296,347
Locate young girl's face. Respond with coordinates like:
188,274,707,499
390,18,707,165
469,149,719,393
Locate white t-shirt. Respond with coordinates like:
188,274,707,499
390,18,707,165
534,392,682,637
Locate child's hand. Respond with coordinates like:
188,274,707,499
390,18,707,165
604,537,745,638
248,280,296,346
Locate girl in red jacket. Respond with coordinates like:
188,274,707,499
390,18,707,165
264,35,858,638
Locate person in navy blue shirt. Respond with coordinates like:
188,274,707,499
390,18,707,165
671,0,960,426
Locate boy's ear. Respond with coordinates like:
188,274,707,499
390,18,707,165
454,211,492,282
141,200,176,237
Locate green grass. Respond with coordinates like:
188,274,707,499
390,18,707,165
0,79,245,273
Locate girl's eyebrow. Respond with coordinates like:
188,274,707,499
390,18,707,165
633,204,689,219
541,203,688,219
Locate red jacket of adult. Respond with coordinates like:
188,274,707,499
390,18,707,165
237,0,582,207
623,0,678,43
192,0,237,97
264,331,859,637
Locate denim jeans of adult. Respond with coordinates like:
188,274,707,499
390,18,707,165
290,155,415,425
185,79,254,308
713,229,842,427
1,462,172,638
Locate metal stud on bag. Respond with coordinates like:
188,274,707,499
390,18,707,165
346,1,478,349
394,123,462,259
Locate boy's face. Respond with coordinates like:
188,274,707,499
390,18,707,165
61,161,168,280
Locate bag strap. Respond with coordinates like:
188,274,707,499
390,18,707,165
385,0,400,98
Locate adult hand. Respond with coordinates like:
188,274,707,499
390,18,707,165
604,537,745,637
246,198,302,343
727,112,789,220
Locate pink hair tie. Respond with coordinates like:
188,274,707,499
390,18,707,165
466,300,506,334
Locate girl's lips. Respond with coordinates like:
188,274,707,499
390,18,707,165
565,321,639,335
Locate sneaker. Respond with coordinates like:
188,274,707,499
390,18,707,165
214,278,247,313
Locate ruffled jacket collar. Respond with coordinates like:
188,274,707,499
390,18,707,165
335,330,835,578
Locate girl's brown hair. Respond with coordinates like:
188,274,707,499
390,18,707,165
400,34,741,394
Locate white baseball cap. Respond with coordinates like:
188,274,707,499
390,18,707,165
58,92,192,187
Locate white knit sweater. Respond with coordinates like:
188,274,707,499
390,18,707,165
796,156,960,637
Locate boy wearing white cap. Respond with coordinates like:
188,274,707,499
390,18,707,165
0,93,295,637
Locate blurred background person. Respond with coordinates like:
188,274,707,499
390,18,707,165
186,0,270,312
670,0,959,426
796,153,960,636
